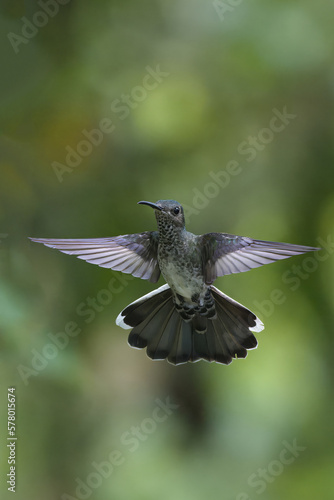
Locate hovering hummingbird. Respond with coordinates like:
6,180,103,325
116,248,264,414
30,200,320,366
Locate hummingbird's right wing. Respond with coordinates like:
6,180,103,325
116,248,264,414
29,232,161,283
200,233,320,284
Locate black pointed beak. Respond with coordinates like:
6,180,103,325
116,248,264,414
138,201,162,211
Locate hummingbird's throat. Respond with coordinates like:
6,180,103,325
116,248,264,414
156,216,184,245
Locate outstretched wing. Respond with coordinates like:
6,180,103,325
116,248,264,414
29,232,161,283
200,233,320,284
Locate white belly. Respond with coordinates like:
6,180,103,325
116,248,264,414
161,261,204,301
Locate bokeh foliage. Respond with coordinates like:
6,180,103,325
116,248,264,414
1,1,334,499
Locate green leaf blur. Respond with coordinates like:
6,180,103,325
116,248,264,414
1,1,333,499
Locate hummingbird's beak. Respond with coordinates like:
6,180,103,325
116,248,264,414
138,201,162,211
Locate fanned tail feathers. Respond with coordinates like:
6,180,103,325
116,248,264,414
116,285,264,365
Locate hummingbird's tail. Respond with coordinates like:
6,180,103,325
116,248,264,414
116,284,264,365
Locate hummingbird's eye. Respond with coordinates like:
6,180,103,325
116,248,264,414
172,207,180,216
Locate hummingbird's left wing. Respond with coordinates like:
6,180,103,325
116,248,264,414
199,233,320,284
29,232,161,282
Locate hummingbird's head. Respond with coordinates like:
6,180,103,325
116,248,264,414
138,200,185,229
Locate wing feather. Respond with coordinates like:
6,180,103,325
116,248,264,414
29,233,161,283
200,233,320,283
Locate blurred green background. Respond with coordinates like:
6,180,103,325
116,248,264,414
1,0,334,499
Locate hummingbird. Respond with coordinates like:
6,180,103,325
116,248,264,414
30,200,320,366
